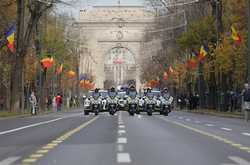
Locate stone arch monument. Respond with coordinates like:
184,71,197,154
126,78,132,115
75,5,155,90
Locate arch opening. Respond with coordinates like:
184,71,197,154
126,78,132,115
104,46,137,88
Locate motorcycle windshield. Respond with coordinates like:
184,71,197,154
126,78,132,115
109,92,116,98
93,93,100,99
129,92,137,99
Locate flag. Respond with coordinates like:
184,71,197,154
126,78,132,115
163,72,169,80
6,26,16,53
198,45,208,62
67,70,76,79
41,57,54,69
56,64,63,75
231,26,241,45
169,66,174,74
80,74,88,81
187,58,197,70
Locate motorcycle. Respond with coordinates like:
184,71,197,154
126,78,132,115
108,98,117,115
91,98,101,116
138,97,145,114
84,98,91,115
160,95,174,116
117,92,127,111
145,97,155,116
128,98,137,116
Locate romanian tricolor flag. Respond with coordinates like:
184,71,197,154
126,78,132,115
6,26,16,53
198,45,208,62
231,26,241,45
56,64,63,75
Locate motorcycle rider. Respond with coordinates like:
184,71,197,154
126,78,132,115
90,88,101,115
160,88,173,116
145,88,155,116
127,85,138,116
107,87,118,115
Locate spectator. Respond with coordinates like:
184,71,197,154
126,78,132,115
242,84,250,122
29,92,37,115
55,93,63,112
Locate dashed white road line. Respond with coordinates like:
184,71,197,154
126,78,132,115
117,137,127,144
205,124,215,127
221,128,232,131
118,130,126,135
119,125,125,129
185,118,191,121
242,132,250,137
117,153,131,163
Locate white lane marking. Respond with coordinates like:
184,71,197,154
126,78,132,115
185,118,191,121
0,157,20,165
221,128,232,131
222,156,250,165
118,130,126,135
117,145,124,152
117,137,127,144
117,153,131,163
242,133,250,137
205,124,215,127
195,121,201,124
0,118,63,135
119,125,125,129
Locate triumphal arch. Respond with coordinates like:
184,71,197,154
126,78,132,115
76,5,155,89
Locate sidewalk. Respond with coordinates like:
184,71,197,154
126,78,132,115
176,109,244,119
0,107,79,119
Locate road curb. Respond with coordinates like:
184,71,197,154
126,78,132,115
0,108,81,120
176,109,244,119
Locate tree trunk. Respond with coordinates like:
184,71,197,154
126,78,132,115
10,0,25,112
10,55,25,112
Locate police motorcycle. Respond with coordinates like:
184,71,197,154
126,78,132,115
127,87,138,116
107,88,118,115
160,89,174,116
84,89,101,116
138,96,146,114
83,91,93,115
99,90,109,112
145,90,156,116
117,91,127,111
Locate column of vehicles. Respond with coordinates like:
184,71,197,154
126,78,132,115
83,87,174,116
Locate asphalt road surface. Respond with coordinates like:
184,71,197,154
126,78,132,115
0,109,249,165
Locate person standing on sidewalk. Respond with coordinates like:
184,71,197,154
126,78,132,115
242,84,250,122
56,93,63,112
29,92,37,115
